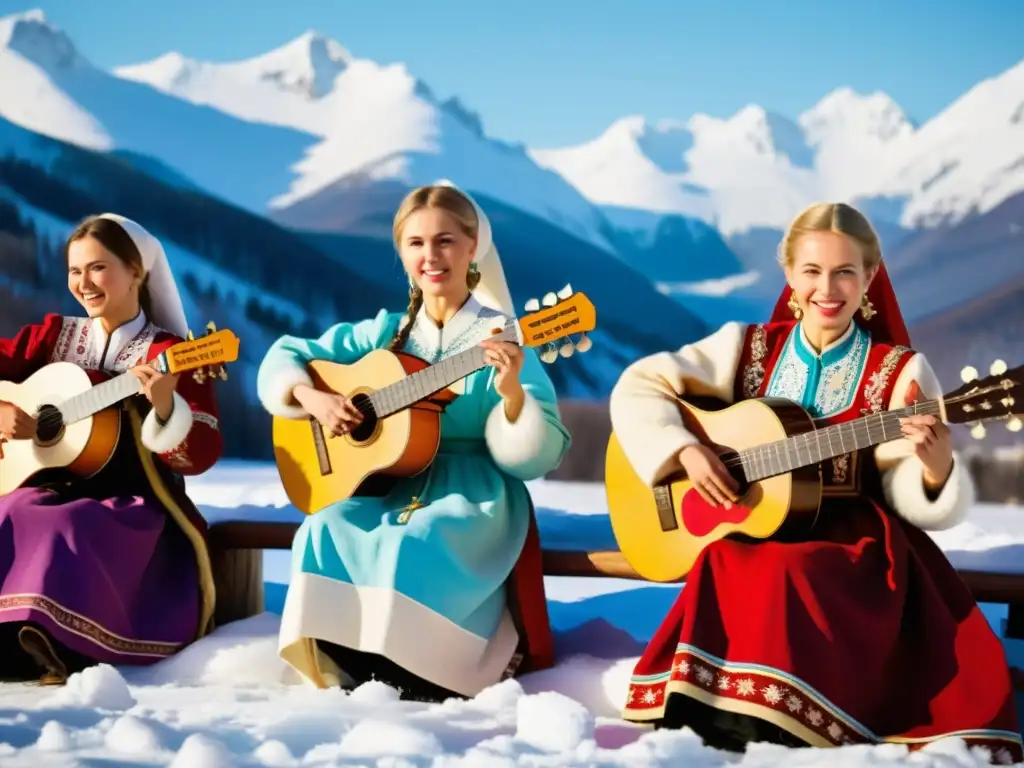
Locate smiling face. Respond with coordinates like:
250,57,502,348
397,207,477,301
784,230,875,336
66,235,141,323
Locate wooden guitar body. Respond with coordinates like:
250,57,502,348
0,323,237,498
0,362,122,495
271,288,598,514
272,349,458,515
605,397,823,583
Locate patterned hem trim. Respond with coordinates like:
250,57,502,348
0,594,183,658
741,324,767,398
622,646,1022,763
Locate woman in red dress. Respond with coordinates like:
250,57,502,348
609,202,1021,762
0,214,221,685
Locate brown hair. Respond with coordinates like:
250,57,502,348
65,215,153,318
388,185,483,352
778,202,882,272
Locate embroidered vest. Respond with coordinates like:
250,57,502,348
735,321,914,496
50,317,158,373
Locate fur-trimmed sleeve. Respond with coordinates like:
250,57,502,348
608,321,748,487
0,313,65,383
257,309,398,419
484,346,570,481
874,352,973,530
139,336,222,475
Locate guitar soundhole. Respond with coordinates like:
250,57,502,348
348,393,378,442
35,404,65,444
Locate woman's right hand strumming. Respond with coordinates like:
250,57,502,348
679,444,739,508
0,400,36,441
293,385,364,437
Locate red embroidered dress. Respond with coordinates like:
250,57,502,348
0,311,221,670
608,265,1022,762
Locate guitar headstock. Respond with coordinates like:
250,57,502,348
517,284,597,363
943,359,1023,440
162,322,241,384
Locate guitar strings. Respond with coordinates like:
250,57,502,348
346,321,521,418
702,390,983,475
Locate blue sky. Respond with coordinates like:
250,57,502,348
3,0,1022,146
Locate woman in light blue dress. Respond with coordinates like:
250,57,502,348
257,181,571,700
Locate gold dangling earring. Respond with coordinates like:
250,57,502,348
860,293,876,320
787,291,803,320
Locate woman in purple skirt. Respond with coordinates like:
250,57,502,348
0,214,222,685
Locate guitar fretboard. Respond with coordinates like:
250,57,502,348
368,324,517,417
736,399,941,482
60,372,144,425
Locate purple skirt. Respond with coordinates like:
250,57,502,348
0,486,200,666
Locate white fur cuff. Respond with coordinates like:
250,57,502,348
261,366,313,420
141,391,192,454
882,453,973,531
485,392,548,471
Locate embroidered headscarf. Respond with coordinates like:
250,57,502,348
769,259,911,348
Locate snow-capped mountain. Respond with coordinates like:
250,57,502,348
531,108,822,237
798,88,916,200
0,10,616,254
114,32,354,137
111,25,616,252
531,59,1023,237
0,9,319,212
875,60,1024,227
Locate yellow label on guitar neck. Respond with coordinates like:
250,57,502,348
165,330,240,375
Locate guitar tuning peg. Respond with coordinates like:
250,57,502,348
524,298,540,312
970,422,987,440
558,339,575,358
539,344,558,364
193,369,207,384
217,366,229,381
556,284,573,300
991,359,1008,376
206,321,218,335
575,332,593,353
186,330,195,341
1007,416,1022,433
961,366,979,384
541,292,558,307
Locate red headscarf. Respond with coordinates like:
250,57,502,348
769,260,912,348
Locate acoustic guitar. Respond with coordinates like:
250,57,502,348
0,323,239,495
605,359,1024,582
273,286,597,515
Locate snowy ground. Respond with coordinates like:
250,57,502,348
2,459,1023,766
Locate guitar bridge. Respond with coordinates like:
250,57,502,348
653,484,679,532
309,417,332,476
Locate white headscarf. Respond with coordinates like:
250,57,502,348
433,180,515,317
94,213,190,339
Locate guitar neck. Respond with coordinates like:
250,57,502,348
368,326,515,417
60,372,142,425
738,399,942,482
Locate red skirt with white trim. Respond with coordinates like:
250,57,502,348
623,501,1022,763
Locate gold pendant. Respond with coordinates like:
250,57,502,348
396,496,424,524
